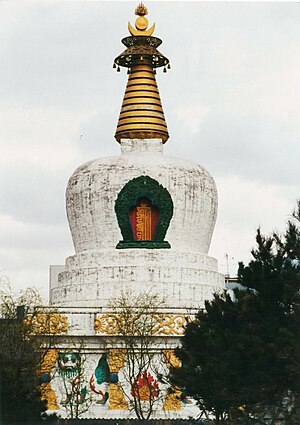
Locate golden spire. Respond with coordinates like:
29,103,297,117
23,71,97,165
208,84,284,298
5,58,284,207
114,4,170,143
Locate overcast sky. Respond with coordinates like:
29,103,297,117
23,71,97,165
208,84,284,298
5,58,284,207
1,1,300,301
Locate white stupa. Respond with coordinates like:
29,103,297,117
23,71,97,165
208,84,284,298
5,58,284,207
44,4,224,419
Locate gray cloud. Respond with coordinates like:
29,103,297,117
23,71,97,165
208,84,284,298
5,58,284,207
166,109,300,185
0,164,69,225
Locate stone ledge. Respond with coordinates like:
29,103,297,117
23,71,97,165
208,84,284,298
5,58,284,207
116,241,171,249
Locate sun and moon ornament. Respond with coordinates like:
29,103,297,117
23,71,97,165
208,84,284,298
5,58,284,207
128,3,155,37
113,2,170,73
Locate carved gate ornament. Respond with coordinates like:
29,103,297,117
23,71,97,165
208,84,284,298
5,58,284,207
115,175,173,249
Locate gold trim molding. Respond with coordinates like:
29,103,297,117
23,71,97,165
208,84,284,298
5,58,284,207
40,349,59,410
163,350,182,411
27,313,68,335
94,313,186,336
107,349,128,410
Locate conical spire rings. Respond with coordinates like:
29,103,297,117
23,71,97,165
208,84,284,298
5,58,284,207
114,5,170,143
115,61,169,142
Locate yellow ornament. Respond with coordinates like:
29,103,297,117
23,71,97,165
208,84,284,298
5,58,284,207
135,16,148,31
128,3,155,36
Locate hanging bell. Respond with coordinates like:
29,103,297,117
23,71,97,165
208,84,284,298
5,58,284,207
117,66,120,72
113,63,116,69
153,69,156,75
167,63,171,69
163,67,167,73
127,68,131,75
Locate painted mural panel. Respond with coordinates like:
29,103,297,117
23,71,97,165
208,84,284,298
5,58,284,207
41,349,196,419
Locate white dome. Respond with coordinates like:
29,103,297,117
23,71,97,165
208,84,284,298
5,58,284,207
66,139,217,255
50,139,224,308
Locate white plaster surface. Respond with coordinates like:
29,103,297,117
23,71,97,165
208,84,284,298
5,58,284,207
50,139,224,308
51,249,223,308
66,139,217,255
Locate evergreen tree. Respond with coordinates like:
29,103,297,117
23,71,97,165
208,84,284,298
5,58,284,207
0,284,53,423
171,201,300,424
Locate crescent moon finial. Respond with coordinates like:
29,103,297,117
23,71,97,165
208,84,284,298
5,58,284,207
128,21,155,37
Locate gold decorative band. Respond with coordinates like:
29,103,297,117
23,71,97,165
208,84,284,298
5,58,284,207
121,104,164,112
127,77,157,85
123,96,161,106
115,130,169,142
130,69,155,75
119,110,165,118
94,313,186,336
124,90,161,99
116,123,168,133
126,83,158,91
130,65,155,74
118,117,166,125
26,313,68,335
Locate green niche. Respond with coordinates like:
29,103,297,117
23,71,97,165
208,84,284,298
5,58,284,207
115,175,173,249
